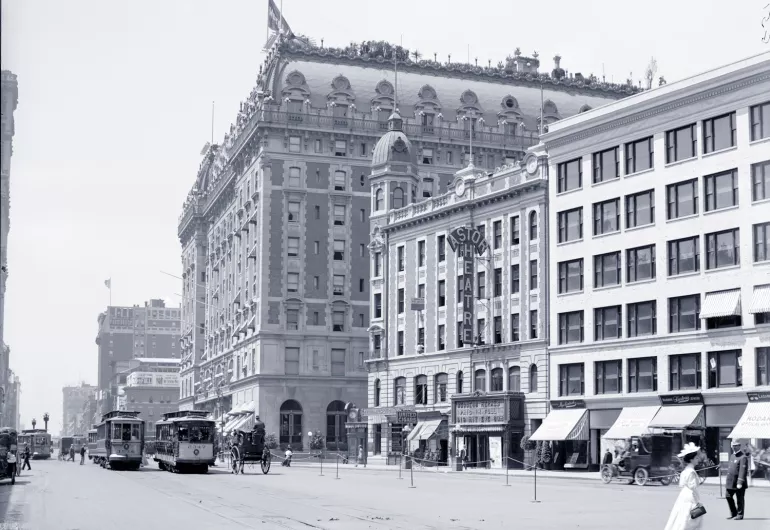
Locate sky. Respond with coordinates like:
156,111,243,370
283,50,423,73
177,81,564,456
0,0,767,435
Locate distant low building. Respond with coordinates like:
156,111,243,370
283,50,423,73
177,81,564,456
114,357,180,439
62,382,95,436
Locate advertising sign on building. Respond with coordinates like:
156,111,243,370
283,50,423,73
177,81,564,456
454,399,505,424
127,372,155,386
154,374,179,387
489,436,503,469
447,226,488,345
659,393,704,406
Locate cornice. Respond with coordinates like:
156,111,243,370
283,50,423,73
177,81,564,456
543,71,770,150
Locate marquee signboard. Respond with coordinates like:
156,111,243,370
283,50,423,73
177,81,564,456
447,226,488,345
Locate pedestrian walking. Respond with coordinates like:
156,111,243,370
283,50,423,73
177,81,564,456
21,443,31,471
80,445,86,465
725,439,749,521
356,445,364,467
602,448,613,466
664,442,706,530
282,446,293,467
6,449,17,482
69,445,75,462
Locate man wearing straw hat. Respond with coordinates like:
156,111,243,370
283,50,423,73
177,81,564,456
725,439,749,520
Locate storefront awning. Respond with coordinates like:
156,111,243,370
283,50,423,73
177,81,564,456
529,409,588,441
749,284,770,314
603,406,661,440
223,415,243,432
368,414,387,424
649,405,704,430
416,419,443,440
406,424,423,442
700,289,741,319
728,402,770,439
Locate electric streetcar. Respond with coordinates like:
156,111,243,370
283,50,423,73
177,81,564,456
154,410,215,473
91,411,145,470
18,429,51,459
87,427,98,463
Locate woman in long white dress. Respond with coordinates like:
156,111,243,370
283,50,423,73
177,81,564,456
664,442,705,530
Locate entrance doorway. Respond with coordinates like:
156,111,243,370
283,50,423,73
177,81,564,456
464,434,489,468
374,424,382,455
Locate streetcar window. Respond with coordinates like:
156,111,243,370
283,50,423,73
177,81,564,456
112,424,122,439
131,425,140,441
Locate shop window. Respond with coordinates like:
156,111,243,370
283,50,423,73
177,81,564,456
491,368,503,391
670,353,702,391
394,377,406,405
509,366,521,392
559,363,584,396
279,400,303,446
474,369,486,392
707,350,742,388
414,375,428,405
628,357,657,393
326,401,347,451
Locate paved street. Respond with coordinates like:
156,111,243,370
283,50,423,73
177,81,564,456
1,458,769,529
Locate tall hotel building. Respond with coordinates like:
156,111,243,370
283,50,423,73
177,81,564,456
535,52,770,471
176,10,638,451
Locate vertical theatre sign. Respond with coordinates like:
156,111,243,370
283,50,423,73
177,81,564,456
447,225,488,345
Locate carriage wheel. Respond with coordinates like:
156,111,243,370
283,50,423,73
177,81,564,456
634,467,649,486
230,448,240,474
261,452,271,475
600,465,613,484
660,473,672,486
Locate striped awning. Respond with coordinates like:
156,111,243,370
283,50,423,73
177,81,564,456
603,406,661,440
367,415,388,424
416,419,443,440
700,289,741,319
649,405,704,430
750,285,770,314
529,409,589,441
406,423,424,442
728,402,770,439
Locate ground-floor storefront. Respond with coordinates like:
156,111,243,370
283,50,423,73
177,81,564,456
533,391,770,473
451,392,526,470
363,406,451,466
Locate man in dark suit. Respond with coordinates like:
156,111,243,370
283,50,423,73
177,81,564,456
726,440,749,520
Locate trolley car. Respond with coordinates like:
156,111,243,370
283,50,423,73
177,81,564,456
59,436,73,460
154,410,215,473
90,411,145,470
18,429,51,460
72,434,87,455
87,428,98,462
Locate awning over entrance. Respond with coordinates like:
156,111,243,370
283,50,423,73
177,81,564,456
406,424,423,442
529,409,588,441
649,405,704,430
700,289,741,319
750,284,770,314
603,406,661,440
415,419,443,440
728,402,770,439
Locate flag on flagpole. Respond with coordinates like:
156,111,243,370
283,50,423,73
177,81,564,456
104,279,111,289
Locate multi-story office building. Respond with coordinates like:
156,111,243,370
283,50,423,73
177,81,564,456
0,70,19,426
62,383,96,436
114,358,180,438
95,300,180,419
5,369,20,430
177,8,640,450
365,109,550,467
537,52,770,471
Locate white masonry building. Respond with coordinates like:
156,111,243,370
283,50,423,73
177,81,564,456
533,52,770,473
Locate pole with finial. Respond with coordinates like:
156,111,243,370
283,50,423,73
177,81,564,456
394,36,400,112
211,101,215,145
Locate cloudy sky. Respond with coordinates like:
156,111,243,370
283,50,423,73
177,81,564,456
1,0,766,434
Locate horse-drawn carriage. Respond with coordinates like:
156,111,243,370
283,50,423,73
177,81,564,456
229,417,271,475
601,434,676,486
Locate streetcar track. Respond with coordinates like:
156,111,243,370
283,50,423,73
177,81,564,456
114,466,456,530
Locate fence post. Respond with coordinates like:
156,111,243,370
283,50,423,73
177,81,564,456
319,451,324,476
504,458,510,486
398,454,403,479
409,455,416,488
531,465,541,503
336,453,340,480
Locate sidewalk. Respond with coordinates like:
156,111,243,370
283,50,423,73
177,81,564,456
284,460,770,488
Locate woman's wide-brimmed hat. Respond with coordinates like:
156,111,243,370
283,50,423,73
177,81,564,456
677,442,700,458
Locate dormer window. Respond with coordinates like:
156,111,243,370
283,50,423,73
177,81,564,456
504,122,517,136
287,100,302,114
333,104,348,118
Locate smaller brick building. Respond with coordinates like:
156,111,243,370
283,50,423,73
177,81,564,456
115,358,180,439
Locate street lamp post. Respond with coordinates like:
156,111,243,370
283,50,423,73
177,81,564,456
402,425,415,488
43,413,50,432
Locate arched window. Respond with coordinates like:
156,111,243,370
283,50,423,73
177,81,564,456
529,211,538,241
474,369,486,392
414,375,428,405
374,379,381,406
392,187,405,209
456,371,464,394
279,399,303,447
491,368,503,392
529,364,539,393
326,400,347,451
509,366,521,392
375,189,384,211
434,373,448,403
394,377,406,406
